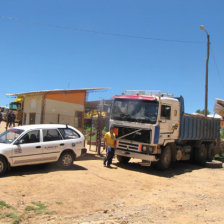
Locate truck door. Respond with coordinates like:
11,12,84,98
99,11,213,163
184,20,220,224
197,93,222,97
159,104,179,144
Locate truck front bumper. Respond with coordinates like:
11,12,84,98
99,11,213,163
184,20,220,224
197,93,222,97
115,149,158,162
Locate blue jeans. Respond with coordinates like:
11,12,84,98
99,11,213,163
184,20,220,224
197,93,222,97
104,147,115,166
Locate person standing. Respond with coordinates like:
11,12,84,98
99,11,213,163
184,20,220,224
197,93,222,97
0,111,2,127
103,126,116,168
11,111,16,127
6,110,12,130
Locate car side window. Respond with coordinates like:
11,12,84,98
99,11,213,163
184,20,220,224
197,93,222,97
20,130,40,144
59,128,80,140
43,129,62,142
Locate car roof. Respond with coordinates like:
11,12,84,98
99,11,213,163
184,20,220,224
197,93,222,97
13,124,74,131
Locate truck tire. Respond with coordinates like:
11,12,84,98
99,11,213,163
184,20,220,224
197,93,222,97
117,155,130,164
195,144,207,164
0,157,7,176
207,143,215,161
157,145,172,170
205,160,223,168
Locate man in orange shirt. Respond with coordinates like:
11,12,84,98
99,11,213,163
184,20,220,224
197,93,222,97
103,126,116,168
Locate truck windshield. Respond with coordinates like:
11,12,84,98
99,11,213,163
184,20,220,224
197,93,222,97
0,129,24,144
111,99,159,124
9,102,21,110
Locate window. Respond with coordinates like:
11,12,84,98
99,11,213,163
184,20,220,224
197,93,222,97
75,111,84,128
161,105,171,120
43,129,62,142
23,113,27,124
29,113,36,124
20,130,40,144
59,128,80,140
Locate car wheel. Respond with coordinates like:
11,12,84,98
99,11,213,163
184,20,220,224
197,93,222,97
59,151,74,168
117,155,130,164
0,157,7,176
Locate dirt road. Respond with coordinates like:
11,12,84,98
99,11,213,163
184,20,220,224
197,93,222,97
0,123,224,223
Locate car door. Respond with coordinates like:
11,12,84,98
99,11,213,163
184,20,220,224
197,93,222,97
11,129,43,166
41,128,64,162
58,127,83,157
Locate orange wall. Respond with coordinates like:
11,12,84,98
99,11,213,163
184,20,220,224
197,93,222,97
45,91,86,105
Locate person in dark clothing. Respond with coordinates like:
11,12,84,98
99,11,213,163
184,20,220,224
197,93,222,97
103,127,116,168
11,111,16,127
0,111,2,126
6,110,13,129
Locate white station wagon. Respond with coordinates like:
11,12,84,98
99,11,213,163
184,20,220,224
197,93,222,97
0,124,87,176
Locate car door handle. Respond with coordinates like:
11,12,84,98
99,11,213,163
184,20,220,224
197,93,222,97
60,143,64,146
36,146,41,148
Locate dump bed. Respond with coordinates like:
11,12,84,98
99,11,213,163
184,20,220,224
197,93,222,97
179,113,220,141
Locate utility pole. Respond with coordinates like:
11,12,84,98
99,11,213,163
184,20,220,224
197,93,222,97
200,25,210,117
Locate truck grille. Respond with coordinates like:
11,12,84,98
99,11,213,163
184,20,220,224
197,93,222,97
118,141,139,151
116,126,151,144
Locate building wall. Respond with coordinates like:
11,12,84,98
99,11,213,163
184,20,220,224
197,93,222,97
23,95,43,124
44,98,84,128
23,91,86,130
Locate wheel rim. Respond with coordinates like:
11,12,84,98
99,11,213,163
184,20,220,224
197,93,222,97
0,161,4,173
62,154,73,166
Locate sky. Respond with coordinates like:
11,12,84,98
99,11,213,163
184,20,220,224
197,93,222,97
0,0,223,114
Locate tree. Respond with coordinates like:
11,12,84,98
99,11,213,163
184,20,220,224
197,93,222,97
195,109,210,115
221,126,224,139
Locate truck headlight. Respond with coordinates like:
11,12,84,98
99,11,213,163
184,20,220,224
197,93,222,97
142,145,148,152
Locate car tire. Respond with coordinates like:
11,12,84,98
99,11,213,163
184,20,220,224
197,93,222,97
58,151,74,169
0,157,7,176
117,155,130,164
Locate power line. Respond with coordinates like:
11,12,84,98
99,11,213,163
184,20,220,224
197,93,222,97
0,15,202,44
210,45,224,88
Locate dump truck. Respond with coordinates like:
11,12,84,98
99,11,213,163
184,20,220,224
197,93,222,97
8,97,23,123
110,90,220,169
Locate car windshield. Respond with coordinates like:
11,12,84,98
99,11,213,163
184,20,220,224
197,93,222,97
0,129,24,144
111,99,159,124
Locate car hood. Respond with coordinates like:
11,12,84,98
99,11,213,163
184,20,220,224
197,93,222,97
0,143,11,153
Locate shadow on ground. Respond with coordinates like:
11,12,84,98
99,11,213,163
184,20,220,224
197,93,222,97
114,161,203,178
77,152,105,161
5,163,87,177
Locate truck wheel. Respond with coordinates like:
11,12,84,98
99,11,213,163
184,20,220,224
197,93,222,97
157,145,172,170
117,155,130,164
0,157,7,176
207,143,215,161
195,144,207,164
58,151,74,169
